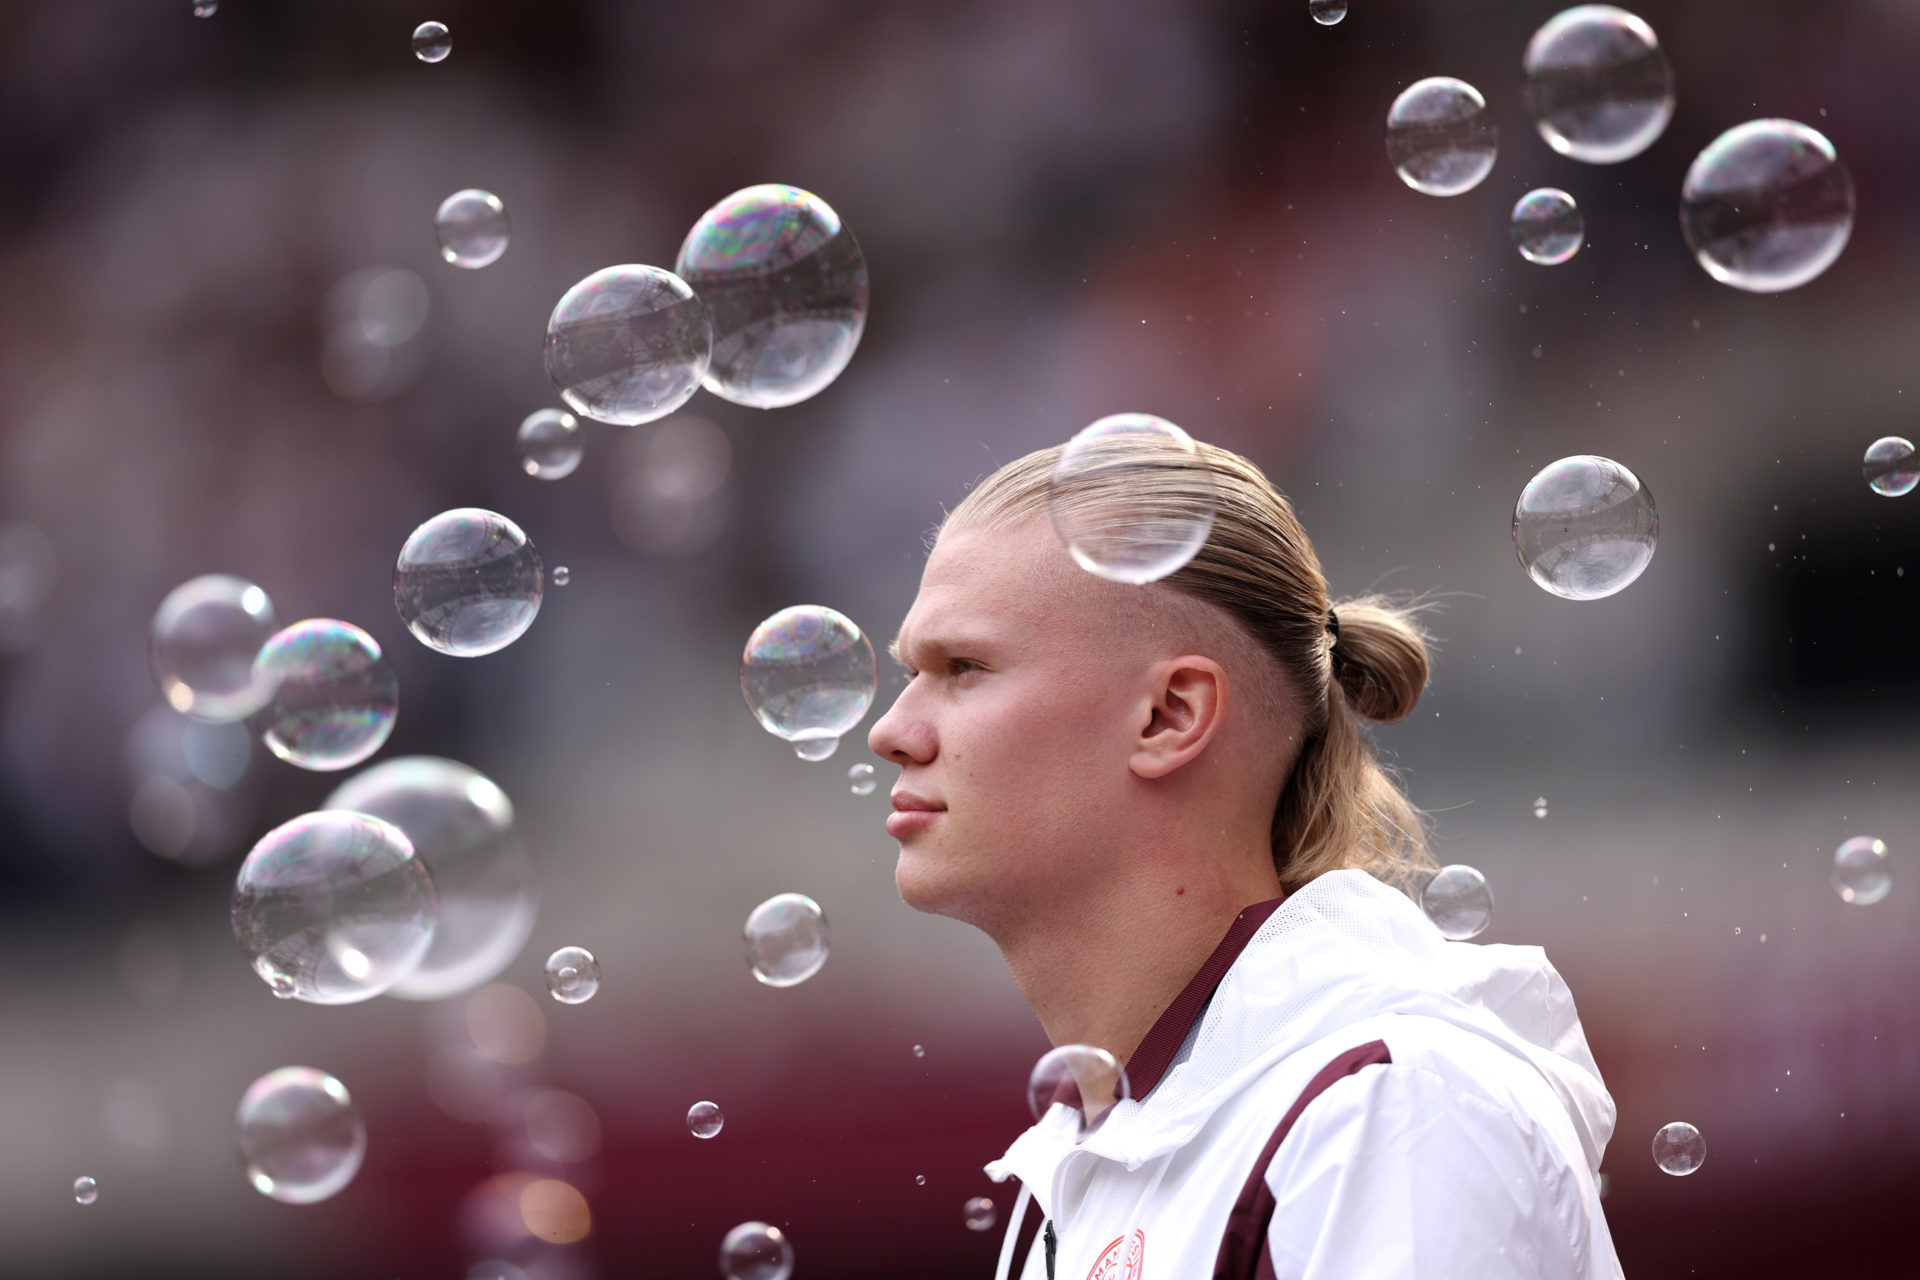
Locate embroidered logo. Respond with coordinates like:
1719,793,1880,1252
1083,1229,1145,1280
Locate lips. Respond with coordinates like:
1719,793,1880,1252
886,790,945,839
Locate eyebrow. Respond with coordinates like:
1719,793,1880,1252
888,626,997,669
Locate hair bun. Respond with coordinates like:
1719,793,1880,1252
1327,595,1430,723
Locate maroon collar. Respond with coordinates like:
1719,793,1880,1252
1125,897,1286,1100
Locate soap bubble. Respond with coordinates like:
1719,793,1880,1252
1512,188,1585,265
675,185,868,409
963,1195,996,1231
412,21,451,63
150,574,278,721
1421,864,1494,940
394,509,543,658
1651,1120,1705,1176
1522,6,1674,164
544,946,601,1004
517,409,583,480
324,757,536,1002
740,606,876,759
544,265,713,426
720,1221,793,1280
848,762,877,796
193,1,217,17
912,1044,926,1058
552,566,570,586
435,189,510,269
251,619,399,771
687,1101,724,1139
744,893,829,987
1863,436,1918,497
1533,796,1550,819
1309,0,1347,24
1681,119,1854,293
1512,456,1658,600
1029,1045,1130,1135
1832,835,1891,905
1048,414,1216,584
236,1067,367,1204
232,810,437,1003
73,1176,98,1205
1385,77,1497,196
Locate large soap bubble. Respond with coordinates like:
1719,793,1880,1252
1522,6,1674,164
324,757,536,1001
720,1222,794,1280
1681,119,1854,293
1028,1044,1131,1136
235,1067,366,1204
251,619,399,770
1863,436,1917,497
412,21,450,63
544,265,713,426
1385,77,1497,197
1651,1120,1705,1176
1832,835,1891,905
740,606,876,759
1511,188,1585,265
1420,864,1495,940
394,509,543,657
232,810,437,1004
1048,414,1216,585
149,574,278,722
435,189,510,269
744,893,829,987
1512,456,1658,601
675,184,868,409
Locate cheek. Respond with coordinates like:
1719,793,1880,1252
949,676,1131,798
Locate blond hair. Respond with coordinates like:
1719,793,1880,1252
943,440,1436,895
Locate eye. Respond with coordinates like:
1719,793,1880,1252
946,658,983,680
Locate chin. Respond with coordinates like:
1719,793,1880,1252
894,842,991,929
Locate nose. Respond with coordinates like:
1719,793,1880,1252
868,680,933,765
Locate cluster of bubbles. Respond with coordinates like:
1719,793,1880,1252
740,606,877,760
1420,865,1496,941
544,946,601,1004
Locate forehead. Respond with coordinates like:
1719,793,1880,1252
896,519,1107,654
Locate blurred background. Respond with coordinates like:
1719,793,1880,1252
2,0,1917,1275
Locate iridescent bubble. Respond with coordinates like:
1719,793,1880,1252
150,574,278,722
193,1,217,16
1512,188,1585,265
848,762,877,796
1421,864,1494,940
1522,6,1675,164
412,21,451,63
233,810,437,1003
73,1176,98,1205
720,1221,793,1280
544,946,600,1004
251,619,399,771
1309,0,1348,24
1512,456,1658,600
235,1067,367,1204
744,893,829,988
1028,1045,1131,1135
1681,119,1854,293
518,409,582,480
687,1100,724,1139
1385,77,1497,197
435,189,510,269
544,265,713,426
1863,436,1918,498
1048,414,1217,585
1651,1120,1705,1176
963,1195,996,1231
674,184,868,409
1832,835,1891,905
324,757,536,1002
552,566,570,587
740,606,876,759
394,509,543,658
1533,795,1550,819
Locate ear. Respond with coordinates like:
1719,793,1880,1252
1129,656,1229,780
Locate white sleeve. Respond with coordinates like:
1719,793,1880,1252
1261,1060,1591,1280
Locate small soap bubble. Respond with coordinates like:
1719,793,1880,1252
236,1067,366,1204
1049,414,1217,584
963,1195,997,1231
687,1100,724,1139
720,1221,793,1280
848,762,877,796
1309,0,1348,24
675,184,868,409
1029,1045,1131,1135
1522,6,1674,164
435,190,510,269
1863,436,1918,497
1511,188,1585,265
150,574,279,722
744,893,830,987
1385,77,1497,196
544,265,713,426
412,21,451,63
1651,1120,1705,1176
741,606,877,758
73,1176,98,1205
1832,836,1891,905
193,1,217,16
552,566,570,587
518,409,583,480
915,1174,926,1186
251,619,399,771
232,810,437,1004
1512,456,1658,600
1421,864,1495,940
394,509,543,658
912,1044,926,1058
544,946,601,1004
1533,796,1550,819
1681,120,1854,293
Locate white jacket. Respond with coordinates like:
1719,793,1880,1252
985,869,1624,1280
